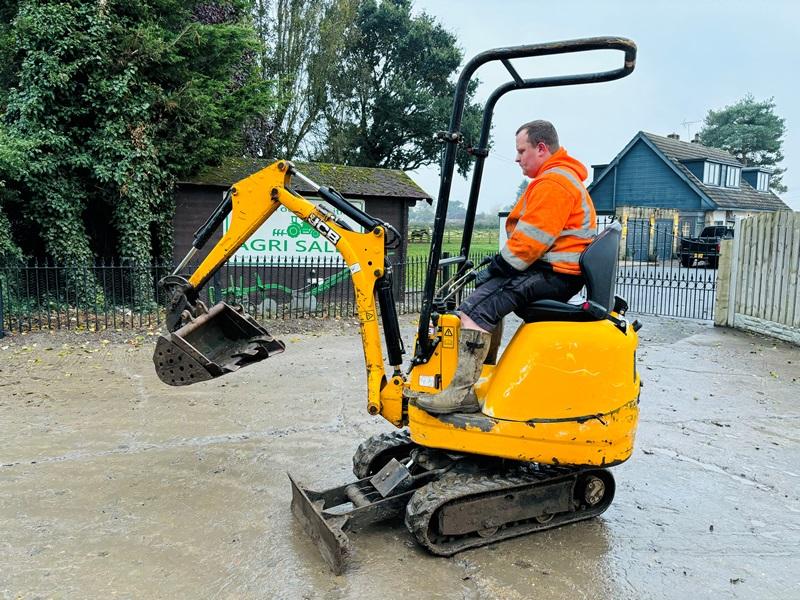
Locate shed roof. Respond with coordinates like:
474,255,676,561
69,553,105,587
183,157,432,202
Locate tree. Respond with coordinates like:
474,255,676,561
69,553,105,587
1,0,273,303
247,0,356,159
698,95,787,192
313,0,483,176
0,2,23,265
0,124,25,263
409,200,434,225
0,1,20,107
446,199,466,220
0,0,269,304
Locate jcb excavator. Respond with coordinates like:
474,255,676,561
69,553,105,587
153,37,641,574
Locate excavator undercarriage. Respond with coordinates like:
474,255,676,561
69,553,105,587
290,431,615,575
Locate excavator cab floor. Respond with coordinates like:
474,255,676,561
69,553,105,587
153,301,285,386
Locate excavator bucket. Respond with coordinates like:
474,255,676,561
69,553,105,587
153,301,285,386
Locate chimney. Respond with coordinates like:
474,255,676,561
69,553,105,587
691,133,701,144
667,133,680,140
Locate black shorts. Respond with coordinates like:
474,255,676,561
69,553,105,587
459,266,584,331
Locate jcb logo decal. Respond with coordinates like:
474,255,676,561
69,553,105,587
307,213,341,245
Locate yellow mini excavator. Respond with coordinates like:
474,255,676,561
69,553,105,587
153,37,641,574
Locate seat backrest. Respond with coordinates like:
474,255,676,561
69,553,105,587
579,221,621,312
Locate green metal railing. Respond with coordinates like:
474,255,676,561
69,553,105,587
0,255,441,334
0,217,720,336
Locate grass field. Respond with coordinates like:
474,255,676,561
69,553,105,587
406,227,499,259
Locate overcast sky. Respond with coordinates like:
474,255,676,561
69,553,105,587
408,0,800,212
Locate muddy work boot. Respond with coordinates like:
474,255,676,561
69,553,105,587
414,328,492,415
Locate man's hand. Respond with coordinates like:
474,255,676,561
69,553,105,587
488,253,519,278
473,254,520,288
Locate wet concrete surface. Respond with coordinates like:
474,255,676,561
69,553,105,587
1,315,798,599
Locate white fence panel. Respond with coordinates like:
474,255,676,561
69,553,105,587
716,211,800,345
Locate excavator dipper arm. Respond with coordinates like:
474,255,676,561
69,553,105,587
154,160,403,423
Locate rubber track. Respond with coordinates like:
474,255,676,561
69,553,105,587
404,467,613,556
352,429,414,479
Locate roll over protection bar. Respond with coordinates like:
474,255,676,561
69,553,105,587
414,36,637,364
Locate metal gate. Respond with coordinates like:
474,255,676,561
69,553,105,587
625,219,650,261
653,219,673,261
609,217,717,320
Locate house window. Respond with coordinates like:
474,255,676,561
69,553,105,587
757,171,770,191
703,162,720,185
725,166,740,188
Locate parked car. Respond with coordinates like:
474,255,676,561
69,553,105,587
679,225,734,268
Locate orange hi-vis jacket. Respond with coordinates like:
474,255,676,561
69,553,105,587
501,147,597,276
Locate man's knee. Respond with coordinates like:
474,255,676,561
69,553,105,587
460,312,490,333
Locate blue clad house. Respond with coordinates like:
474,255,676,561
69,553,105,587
588,131,789,259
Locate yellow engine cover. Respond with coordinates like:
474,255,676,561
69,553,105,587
479,319,638,422
408,317,641,468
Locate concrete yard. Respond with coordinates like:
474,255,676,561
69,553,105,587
1,315,798,599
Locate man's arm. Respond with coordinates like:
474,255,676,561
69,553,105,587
494,180,574,274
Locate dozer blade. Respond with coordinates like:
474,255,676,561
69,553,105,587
289,460,422,574
289,473,351,576
153,301,285,386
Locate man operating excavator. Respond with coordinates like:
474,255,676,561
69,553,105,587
153,39,639,572
414,119,598,415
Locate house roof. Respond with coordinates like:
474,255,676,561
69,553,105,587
183,157,432,202
644,132,742,166
643,133,789,211
592,131,789,212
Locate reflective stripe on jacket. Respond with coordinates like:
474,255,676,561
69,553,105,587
501,147,597,276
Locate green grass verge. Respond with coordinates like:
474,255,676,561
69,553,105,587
406,228,499,259
402,228,500,290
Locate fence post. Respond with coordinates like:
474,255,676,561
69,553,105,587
724,230,742,327
715,240,731,327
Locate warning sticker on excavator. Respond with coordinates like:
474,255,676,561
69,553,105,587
442,326,455,348
363,311,376,322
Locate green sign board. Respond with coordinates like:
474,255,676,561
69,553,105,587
224,197,365,264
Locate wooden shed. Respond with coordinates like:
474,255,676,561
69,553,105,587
173,159,432,314
174,158,432,266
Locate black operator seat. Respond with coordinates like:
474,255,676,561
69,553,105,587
516,221,622,323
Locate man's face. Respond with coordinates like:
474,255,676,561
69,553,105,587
515,131,551,178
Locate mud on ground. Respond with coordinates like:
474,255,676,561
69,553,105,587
1,315,798,599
